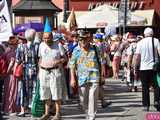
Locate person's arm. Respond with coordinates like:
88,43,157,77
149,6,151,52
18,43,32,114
96,46,106,82
68,48,78,87
53,56,67,65
156,39,160,56
134,54,141,71
127,55,133,69
54,43,68,65
134,41,141,71
7,57,15,74
70,67,77,88
127,45,133,70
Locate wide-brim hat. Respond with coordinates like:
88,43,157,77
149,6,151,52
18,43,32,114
17,33,26,40
8,36,18,45
78,30,89,39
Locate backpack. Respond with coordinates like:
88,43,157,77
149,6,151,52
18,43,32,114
31,80,45,117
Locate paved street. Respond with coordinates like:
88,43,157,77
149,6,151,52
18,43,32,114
2,78,157,120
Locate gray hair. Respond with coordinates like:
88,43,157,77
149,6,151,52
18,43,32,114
144,27,153,37
25,28,36,41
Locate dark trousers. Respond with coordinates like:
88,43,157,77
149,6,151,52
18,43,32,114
140,70,160,107
0,77,4,113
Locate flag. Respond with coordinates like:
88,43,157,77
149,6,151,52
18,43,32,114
0,0,12,42
67,9,78,31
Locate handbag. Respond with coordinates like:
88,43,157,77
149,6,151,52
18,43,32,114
152,37,160,87
152,37,160,72
14,63,23,77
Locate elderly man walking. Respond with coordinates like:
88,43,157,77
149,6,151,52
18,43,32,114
69,30,105,120
38,18,67,120
135,27,160,111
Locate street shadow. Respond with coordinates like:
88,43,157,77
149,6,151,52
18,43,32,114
96,114,136,118
61,78,143,119
98,106,125,113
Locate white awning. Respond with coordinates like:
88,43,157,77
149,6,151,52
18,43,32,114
76,5,149,28
132,9,154,26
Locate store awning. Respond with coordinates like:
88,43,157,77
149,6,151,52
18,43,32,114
76,5,149,28
132,9,154,26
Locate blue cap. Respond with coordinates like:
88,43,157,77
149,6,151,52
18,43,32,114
44,17,52,33
95,34,103,39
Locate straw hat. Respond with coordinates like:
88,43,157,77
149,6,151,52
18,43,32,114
110,35,120,41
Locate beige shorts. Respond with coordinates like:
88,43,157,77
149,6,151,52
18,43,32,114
39,68,63,100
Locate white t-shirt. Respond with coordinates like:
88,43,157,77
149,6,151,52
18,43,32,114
39,41,65,68
135,37,160,70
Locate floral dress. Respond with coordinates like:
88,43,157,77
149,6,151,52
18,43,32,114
16,43,38,107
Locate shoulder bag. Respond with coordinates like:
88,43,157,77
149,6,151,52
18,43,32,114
152,37,160,87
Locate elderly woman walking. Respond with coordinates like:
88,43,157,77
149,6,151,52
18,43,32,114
14,29,38,117
3,36,20,114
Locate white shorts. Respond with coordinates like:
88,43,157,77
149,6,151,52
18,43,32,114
39,68,63,101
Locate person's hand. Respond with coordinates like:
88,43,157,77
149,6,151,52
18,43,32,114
71,78,77,87
53,60,60,66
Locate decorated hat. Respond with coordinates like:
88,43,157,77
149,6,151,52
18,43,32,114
53,33,65,41
44,17,52,33
95,34,103,39
71,31,78,37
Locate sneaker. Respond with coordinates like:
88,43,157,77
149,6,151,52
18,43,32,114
102,101,112,108
39,114,50,120
143,106,149,112
16,112,25,117
88,116,95,120
52,113,61,120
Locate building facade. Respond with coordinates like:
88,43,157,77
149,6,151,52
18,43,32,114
53,0,154,11
11,0,160,28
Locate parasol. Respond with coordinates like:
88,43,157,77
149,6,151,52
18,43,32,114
13,22,44,34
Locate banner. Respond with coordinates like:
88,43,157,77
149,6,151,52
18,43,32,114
0,0,12,42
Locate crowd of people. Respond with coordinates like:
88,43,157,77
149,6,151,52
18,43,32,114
0,19,160,120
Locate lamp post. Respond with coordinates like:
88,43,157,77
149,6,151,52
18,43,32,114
118,0,129,34
6,0,12,15
123,0,128,34
63,0,69,23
